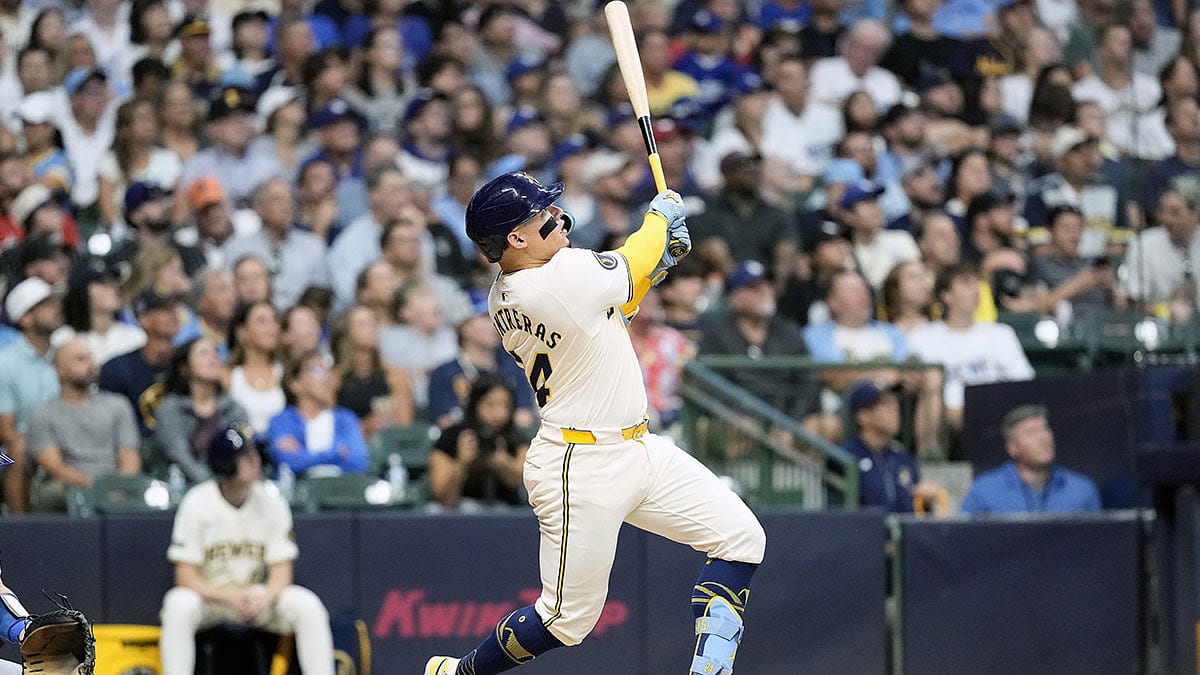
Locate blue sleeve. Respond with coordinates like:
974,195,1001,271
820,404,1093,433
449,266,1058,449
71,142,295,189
268,410,324,475
959,481,987,513
335,409,369,473
803,323,844,363
1081,477,1102,511
426,363,461,423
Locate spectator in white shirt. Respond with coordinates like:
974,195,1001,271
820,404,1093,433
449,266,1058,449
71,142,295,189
808,19,902,111
1123,187,1200,318
840,182,920,289
1072,24,1163,158
908,263,1035,428
760,55,844,183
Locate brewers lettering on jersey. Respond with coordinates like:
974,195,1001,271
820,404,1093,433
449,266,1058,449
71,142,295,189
425,172,765,675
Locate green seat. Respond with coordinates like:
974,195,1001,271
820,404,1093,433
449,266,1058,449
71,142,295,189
293,474,396,513
65,475,173,517
369,424,436,477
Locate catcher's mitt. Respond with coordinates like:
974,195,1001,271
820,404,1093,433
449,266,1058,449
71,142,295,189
20,605,95,675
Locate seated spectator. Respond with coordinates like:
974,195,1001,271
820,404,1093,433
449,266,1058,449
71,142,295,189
759,56,844,188
808,19,902,111
907,264,1034,428
226,300,285,434
960,404,1101,513
184,177,235,271
155,337,250,485
0,278,65,513
428,312,535,431
1024,126,1128,258
268,352,368,478
53,262,146,365
180,86,284,209
429,375,529,509
882,260,934,334
332,304,414,437
656,256,710,342
962,191,1020,265
222,178,329,310
630,289,696,430
159,423,334,675
778,228,855,327
689,151,798,276
1030,205,1120,322
803,269,907,365
99,287,182,436
380,209,472,327
914,211,962,276
699,261,826,435
1123,188,1200,318
173,268,236,360
379,283,457,415
843,380,943,513
27,338,141,511
840,182,919,289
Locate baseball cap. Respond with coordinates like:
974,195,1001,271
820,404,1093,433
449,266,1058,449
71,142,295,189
1051,125,1097,159
308,97,366,130
187,176,225,212
18,91,58,125
551,134,590,165
506,107,544,135
803,224,847,254
10,183,54,226
256,86,300,121
988,112,1022,138
821,158,866,186
63,67,106,96
690,9,725,33
5,277,61,323
838,181,886,211
176,14,211,38
966,191,1015,223
124,181,170,215
725,260,770,293
207,87,255,122
133,287,180,316
847,380,902,414
402,91,446,125
506,54,545,82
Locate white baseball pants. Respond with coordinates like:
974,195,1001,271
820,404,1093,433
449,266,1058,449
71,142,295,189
159,585,334,675
524,432,766,646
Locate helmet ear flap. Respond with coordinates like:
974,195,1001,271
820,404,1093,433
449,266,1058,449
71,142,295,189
561,211,575,235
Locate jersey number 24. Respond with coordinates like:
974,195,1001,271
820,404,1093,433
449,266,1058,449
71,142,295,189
508,350,552,407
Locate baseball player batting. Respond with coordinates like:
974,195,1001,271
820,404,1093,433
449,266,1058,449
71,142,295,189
424,173,765,675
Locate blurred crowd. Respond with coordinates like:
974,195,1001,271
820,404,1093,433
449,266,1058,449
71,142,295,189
0,0,1197,513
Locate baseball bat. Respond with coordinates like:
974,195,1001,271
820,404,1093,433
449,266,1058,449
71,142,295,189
604,0,689,260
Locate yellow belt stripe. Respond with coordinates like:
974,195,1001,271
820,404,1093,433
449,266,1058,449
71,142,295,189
559,419,648,445
545,443,574,628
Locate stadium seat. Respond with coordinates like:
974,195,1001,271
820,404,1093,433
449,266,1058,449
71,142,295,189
292,474,396,513
65,475,173,517
369,424,436,478
194,623,293,675
997,311,1091,374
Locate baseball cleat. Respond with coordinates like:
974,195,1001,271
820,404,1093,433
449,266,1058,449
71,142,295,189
424,656,459,674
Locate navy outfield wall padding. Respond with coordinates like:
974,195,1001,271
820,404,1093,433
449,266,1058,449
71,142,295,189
900,515,1142,675
293,513,357,615
103,513,174,623
0,516,103,620
643,510,889,675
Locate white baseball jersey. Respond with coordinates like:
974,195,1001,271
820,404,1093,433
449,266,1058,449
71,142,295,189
167,481,298,588
489,247,646,429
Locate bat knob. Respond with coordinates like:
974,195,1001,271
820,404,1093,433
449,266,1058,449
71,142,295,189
668,239,691,259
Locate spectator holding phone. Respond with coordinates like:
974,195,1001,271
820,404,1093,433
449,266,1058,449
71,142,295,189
1029,204,1123,322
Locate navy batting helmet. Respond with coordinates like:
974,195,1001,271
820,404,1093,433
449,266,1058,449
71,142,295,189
465,172,563,263
207,422,269,478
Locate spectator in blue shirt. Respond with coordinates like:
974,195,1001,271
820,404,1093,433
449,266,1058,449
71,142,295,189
843,380,943,513
960,405,1102,514
268,351,368,477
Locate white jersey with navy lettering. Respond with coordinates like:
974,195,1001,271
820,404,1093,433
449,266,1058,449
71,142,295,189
489,247,646,430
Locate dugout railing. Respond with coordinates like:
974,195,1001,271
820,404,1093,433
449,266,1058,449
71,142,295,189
678,356,861,509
